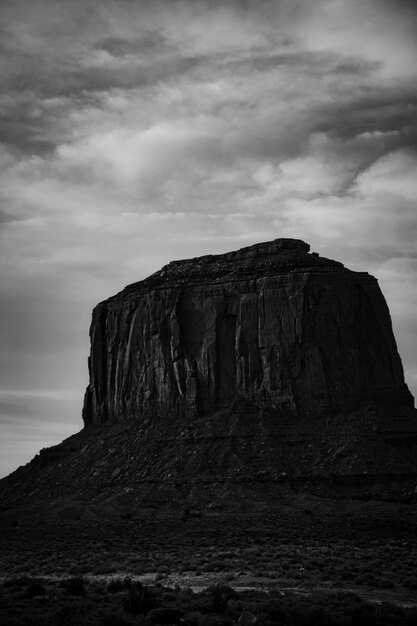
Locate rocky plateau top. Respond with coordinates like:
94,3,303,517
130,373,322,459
118,239,341,295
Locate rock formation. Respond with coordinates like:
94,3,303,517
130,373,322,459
1,238,416,507
83,238,413,426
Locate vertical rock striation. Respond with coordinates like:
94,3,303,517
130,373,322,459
82,239,413,426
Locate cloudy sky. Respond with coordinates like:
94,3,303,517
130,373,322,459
1,0,416,478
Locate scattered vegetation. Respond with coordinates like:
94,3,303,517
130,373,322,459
64,575,86,595
121,580,156,615
1,504,417,624
1,578,417,626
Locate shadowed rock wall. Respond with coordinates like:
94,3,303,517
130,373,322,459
82,239,413,426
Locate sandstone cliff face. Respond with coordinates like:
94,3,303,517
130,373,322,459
82,239,413,426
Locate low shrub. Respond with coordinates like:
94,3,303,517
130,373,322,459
65,575,86,595
207,585,237,615
121,582,156,616
107,577,132,594
26,580,46,596
3,576,31,588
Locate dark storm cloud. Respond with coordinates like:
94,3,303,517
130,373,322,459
0,94,59,155
317,94,417,140
0,31,203,155
223,49,376,76
1,48,203,100
96,31,174,57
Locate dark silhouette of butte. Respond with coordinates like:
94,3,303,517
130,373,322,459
2,238,417,506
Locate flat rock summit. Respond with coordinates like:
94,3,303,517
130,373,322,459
2,238,417,509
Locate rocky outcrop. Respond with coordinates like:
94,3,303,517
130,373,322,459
1,238,416,509
82,239,413,426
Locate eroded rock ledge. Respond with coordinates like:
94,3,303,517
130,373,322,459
82,238,413,426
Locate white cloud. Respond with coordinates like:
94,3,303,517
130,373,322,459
355,149,417,200
297,0,417,82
